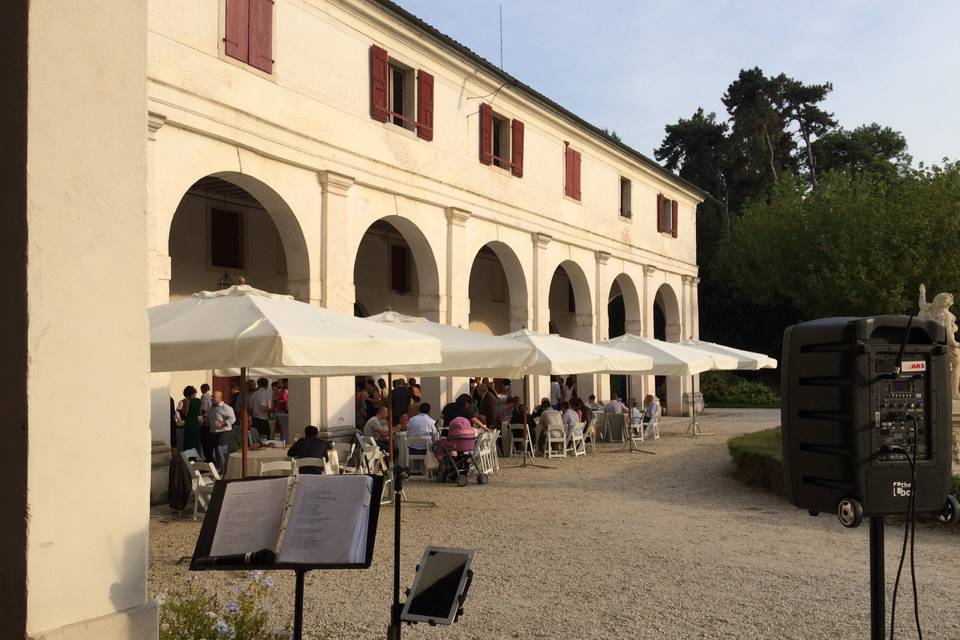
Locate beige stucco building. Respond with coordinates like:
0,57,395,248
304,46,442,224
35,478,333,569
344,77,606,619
4,1,702,637
149,0,704,448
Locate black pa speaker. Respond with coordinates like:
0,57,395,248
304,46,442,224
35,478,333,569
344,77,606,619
781,315,956,527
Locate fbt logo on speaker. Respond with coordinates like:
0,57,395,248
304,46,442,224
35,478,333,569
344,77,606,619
893,481,913,498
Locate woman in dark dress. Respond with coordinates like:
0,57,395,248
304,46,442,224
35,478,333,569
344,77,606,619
182,386,202,453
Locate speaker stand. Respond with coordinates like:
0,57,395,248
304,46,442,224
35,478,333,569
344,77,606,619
869,516,885,640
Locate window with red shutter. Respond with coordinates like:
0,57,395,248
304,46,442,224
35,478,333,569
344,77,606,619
248,0,274,73
370,45,390,122
656,194,664,232
564,145,574,197
671,200,679,238
479,103,493,164
224,0,250,63
572,150,582,201
511,119,524,177
416,70,434,141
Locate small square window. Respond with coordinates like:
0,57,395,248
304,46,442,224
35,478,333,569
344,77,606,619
492,114,511,170
620,178,632,218
389,63,415,131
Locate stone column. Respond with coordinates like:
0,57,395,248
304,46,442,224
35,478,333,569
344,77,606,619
594,251,611,402
681,275,699,414
442,206,472,405
531,232,552,401
309,170,357,440
640,265,657,400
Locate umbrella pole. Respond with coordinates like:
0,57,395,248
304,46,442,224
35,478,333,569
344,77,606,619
688,373,713,437
387,373,394,464
241,367,249,478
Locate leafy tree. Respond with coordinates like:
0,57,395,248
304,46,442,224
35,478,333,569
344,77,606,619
722,67,796,207
814,123,911,179
716,164,960,325
778,75,836,184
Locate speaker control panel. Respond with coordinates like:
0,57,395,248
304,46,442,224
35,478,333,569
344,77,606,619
872,368,930,461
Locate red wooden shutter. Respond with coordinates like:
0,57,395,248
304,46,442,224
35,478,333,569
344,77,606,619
656,193,664,232
510,119,524,177
572,150,582,200
224,0,249,62
248,0,274,73
370,45,390,122
671,199,679,238
416,70,434,141
479,103,493,164
564,146,573,196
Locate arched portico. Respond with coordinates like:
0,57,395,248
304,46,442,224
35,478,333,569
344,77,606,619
467,240,529,335
654,282,684,415
547,260,594,399
607,273,642,403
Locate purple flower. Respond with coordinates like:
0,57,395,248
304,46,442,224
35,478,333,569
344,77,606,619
224,601,240,615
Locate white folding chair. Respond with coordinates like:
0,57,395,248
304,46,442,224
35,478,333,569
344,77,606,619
567,422,587,457
188,461,220,520
331,442,352,466
546,424,567,459
510,423,535,458
293,457,326,475
643,408,661,441
488,429,501,472
405,436,432,477
624,414,645,451
180,448,202,466
327,449,341,475
582,417,598,454
259,460,293,476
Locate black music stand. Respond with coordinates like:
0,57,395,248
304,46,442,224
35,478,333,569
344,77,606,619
191,475,385,640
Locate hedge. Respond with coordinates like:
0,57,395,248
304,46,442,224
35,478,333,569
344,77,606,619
728,426,960,500
701,371,780,408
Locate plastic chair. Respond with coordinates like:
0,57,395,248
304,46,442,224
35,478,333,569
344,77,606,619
327,449,341,475
188,461,220,520
293,457,326,475
259,460,293,476
582,417,598,454
510,423,535,458
546,425,567,459
405,436,432,477
643,409,661,441
568,422,586,457
625,414,645,450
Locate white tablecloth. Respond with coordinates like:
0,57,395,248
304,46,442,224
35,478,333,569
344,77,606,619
226,447,291,479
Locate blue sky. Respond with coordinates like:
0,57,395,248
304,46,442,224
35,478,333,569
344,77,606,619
394,0,959,166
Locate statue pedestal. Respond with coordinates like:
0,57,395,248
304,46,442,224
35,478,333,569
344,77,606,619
952,400,960,475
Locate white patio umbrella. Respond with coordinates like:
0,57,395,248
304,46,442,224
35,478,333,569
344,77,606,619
680,339,777,370
364,311,538,377
149,285,442,476
501,329,654,375
603,334,739,435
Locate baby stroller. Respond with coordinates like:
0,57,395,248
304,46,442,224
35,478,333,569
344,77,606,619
435,418,488,487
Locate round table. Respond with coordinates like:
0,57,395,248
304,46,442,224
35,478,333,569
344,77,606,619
226,446,291,479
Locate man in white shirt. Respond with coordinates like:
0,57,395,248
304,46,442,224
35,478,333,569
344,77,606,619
536,404,564,454
405,403,438,454
199,383,213,421
549,377,562,409
250,377,273,439
208,390,236,473
363,406,390,449
604,394,626,414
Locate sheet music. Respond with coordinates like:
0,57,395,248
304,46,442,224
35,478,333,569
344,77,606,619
278,475,372,565
209,478,288,557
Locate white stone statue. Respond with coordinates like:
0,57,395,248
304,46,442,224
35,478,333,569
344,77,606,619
918,284,960,401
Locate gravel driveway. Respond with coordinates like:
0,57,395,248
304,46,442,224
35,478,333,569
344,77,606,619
149,408,959,639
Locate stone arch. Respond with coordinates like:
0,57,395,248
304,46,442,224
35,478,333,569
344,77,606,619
166,171,311,301
467,240,529,334
607,273,642,339
653,282,682,342
548,259,593,340
353,214,441,321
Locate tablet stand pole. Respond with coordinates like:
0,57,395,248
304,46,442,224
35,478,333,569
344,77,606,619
388,464,404,640
293,568,307,640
